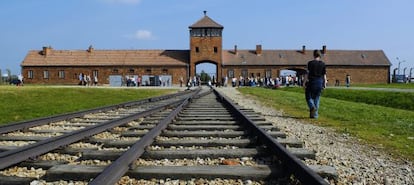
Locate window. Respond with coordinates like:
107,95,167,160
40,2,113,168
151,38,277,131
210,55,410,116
211,29,222,37
228,69,234,78
27,70,33,79
241,69,248,78
190,29,202,37
211,29,217,36
58,70,65,79
43,70,49,79
195,47,199,53
191,28,221,37
265,69,272,78
162,68,168,74
146,68,152,74
214,47,218,53
113,68,119,73
129,68,135,73
93,70,98,78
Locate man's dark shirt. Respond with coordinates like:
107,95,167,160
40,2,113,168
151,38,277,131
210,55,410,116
307,60,326,80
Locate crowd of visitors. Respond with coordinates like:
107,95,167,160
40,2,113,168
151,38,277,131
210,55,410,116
78,73,98,86
208,75,304,89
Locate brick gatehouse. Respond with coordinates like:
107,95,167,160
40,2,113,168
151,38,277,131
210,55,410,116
21,12,391,86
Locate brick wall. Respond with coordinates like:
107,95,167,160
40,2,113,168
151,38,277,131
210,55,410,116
22,65,389,85
22,66,187,85
190,36,222,80
327,66,389,85
221,65,389,85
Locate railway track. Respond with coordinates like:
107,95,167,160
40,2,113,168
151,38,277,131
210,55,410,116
0,87,335,185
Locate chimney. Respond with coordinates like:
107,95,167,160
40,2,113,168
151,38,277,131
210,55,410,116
302,45,306,54
256,45,262,56
87,45,94,53
234,45,238,55
42,46,52,56
322,45,327,54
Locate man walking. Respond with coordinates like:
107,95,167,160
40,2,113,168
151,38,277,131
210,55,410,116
345,74,351,87
303,50,327,118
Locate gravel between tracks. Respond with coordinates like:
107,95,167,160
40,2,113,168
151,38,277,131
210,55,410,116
216,87,413,185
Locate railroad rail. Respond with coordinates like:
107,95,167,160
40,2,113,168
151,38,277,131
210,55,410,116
0,87,334,185
0,89,194,135
0,89,198,168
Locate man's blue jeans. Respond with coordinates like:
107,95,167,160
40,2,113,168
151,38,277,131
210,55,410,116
305,78,324,118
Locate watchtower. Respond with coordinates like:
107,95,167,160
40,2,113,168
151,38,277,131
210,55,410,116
189,11,224,81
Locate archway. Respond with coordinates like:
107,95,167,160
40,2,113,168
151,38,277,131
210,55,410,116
195,61,217,85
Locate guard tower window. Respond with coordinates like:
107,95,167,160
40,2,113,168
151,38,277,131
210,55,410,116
214,47,218,53
146,69,152,74
129,68,135,73
195,47,199,53
113,69,119,73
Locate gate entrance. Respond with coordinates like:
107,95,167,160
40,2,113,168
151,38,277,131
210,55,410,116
195,62,217,85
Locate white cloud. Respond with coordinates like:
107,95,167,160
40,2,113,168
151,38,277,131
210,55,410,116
102,0,142,5
125,30,157,40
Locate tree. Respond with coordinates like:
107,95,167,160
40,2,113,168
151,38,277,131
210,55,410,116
199,70,211,84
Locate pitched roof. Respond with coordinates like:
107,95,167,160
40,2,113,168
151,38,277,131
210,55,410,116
21,49,189,67
189,15,223,28
21,48,391,68
222,49,391,66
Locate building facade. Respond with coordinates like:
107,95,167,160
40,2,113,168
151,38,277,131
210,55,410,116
21,12,391,86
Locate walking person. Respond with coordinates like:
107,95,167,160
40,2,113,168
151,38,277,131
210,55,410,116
345,74,351,87
303,50,327,119
94,75,98,86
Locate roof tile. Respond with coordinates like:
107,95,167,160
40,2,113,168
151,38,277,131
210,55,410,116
22,50,189,67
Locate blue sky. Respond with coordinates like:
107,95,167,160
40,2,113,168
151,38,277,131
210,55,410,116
1,0,413,76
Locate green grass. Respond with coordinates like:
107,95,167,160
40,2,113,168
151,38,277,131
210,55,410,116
0,86,176,124
280,87,414,111
353,83,414,89
238,87,414,161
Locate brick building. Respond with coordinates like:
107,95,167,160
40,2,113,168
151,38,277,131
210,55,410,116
21,12,391,86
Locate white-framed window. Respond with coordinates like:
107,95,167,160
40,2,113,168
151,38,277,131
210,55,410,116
265,69,272,78
27,70,33,79
58,70,65,79
93,70,98,78
228,69,234,78
43,70,49,79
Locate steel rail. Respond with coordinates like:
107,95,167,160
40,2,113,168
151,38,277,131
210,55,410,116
0,93,193,170
89,88,203,185
213,89,328,185
0,90,193,135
